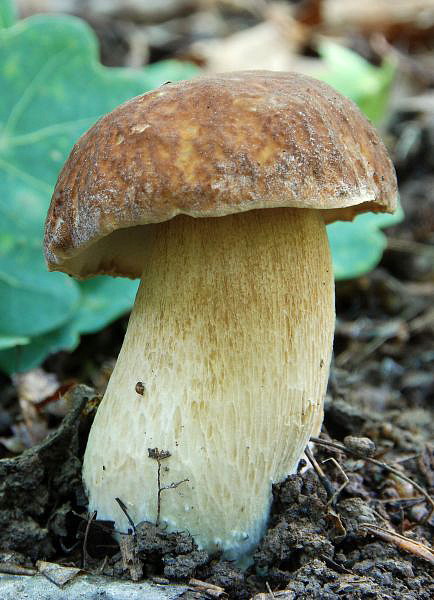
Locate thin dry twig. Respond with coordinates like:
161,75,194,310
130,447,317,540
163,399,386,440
115,497,137,534
360,523,434,565
96,555,108,575
310,437,434,523
387,237,434,256
0,564,36,576
82,510,97,569
318,553,353,575
188,577,227,598
305,446,336,503
115,498,142,581
322,457,350,505
148,448,188,526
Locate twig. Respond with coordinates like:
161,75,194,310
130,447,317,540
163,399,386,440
0,564,36,576
318,553,353,575
97,555,108,575
387,237,434,257
148,448,188,526
72,510,130,537
310,437,434,523
360,524,434,565
82,510,97,569
322,457,349,505
119,534,142,582
115,498,142,582
408,307,434,335
377,496,426,507
115,497,137,534
305,446,336,504
188,578,227,598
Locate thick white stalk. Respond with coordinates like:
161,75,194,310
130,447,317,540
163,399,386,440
82,208,335,558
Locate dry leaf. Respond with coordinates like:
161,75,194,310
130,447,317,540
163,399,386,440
36,560,81,587
13,368,60,445
188,4,313,73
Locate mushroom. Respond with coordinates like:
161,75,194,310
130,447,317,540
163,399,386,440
44,71,397,559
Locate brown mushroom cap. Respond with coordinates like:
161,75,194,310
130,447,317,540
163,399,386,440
44,70,397,279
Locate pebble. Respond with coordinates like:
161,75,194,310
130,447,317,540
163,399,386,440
344,436,376,457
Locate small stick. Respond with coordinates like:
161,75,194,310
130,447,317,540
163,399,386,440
305,446,336,503
97,555,108,574
322,457,349,506
188,578,227,598
115,497,137,534
265,581,276,598
318,553,353,575
148,448,188,526
360,524,434,565
82,510,97,569
0,564,36,576
115,498,142,582
189,578,226,592
72,510,130,537
310,437,434,522
377,496,425,507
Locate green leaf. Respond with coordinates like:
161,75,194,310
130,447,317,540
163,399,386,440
0,15,198,235
317,40,395,124
328,203,404,280
73,277,138,334
0,0,16,29
0,321,79,373
314,40,402,278
0,237,80,336
0,335,29,350
0,10,199,373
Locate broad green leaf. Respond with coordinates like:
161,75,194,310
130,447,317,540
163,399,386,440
0,15,199,240
315,39,402,278
0,335,29,350
328,203,404,280
0,0,16,29
0,321,79,373
317,40,396,124
71,277,138,335
0,237,80,336
0,5,401,372
0,8,199,373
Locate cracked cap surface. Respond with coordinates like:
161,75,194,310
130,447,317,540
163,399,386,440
44,70,398,279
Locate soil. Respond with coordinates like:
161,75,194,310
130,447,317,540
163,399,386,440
1,3,434,599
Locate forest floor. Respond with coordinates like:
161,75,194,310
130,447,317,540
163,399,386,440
1,1,433,598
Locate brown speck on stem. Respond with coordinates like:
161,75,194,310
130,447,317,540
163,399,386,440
135,381,145,395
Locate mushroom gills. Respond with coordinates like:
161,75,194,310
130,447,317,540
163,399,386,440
82,207,335,559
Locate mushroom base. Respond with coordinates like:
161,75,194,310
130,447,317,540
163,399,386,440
82,208,335,559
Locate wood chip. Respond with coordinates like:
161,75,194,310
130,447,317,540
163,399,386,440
189,578,227,597
360,524,434,565
119,534,143,582
36,560,81,587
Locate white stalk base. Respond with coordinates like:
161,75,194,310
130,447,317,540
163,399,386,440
82,208,335,559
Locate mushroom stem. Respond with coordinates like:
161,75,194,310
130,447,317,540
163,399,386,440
82,207,335,558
